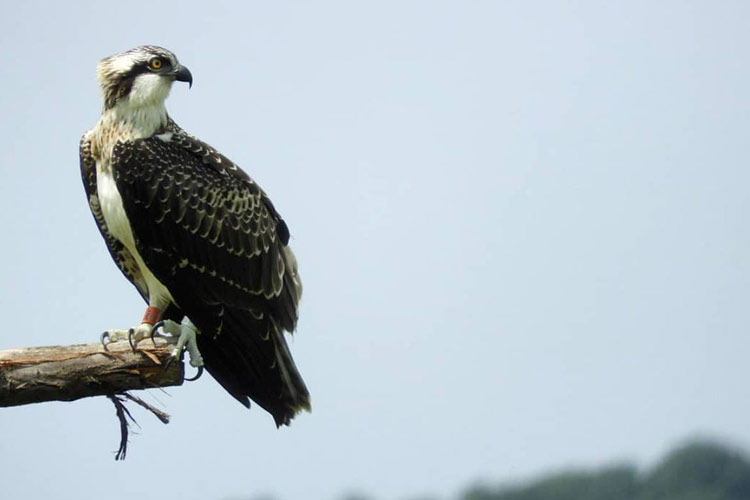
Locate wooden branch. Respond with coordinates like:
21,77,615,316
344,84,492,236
0,337,184,407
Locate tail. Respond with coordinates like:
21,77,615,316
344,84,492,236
196,307,310,426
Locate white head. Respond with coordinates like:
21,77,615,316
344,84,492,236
97,45,192,110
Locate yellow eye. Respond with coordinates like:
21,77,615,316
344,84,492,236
150,58,163,70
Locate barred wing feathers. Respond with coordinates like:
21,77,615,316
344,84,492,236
112,132,309,425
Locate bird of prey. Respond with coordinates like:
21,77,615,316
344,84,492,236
80,46,310,426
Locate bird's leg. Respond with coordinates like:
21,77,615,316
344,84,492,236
174,317,204,368
100,306,164,351
153,316,204,381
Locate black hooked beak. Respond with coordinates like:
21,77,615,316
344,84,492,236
173,64,193,88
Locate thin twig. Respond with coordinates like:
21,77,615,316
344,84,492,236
107,391,171,460
122,392,171,424
108,394,132,461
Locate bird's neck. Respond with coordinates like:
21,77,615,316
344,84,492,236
99,101,169,138
90,101,169,160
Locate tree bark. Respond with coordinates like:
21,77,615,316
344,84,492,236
0,337,184,407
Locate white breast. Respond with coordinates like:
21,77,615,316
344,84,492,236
96,161,175,307
97,164,136,249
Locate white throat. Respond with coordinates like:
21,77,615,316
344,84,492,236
98,102,168,140
95,73,174,142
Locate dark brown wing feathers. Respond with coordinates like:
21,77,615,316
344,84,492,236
105,131,309,425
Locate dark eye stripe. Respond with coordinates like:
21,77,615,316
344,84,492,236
108,59,167,106
102,54,174,108
120,62,148,81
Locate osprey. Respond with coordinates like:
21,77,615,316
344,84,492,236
80,46,310,426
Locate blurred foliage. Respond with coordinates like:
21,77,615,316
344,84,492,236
640,441,750,500
460,440,750,500
224,439,750,500
462,465,637,500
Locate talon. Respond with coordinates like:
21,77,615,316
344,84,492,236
155,317,204,380
128,328,136,351
100,331,110,351
184,366,203,382
151,320,165,344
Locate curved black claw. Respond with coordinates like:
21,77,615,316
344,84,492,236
162,355,202,382
100,331,111,351
184,366,204,382
127,328,136,351
150,321,165,344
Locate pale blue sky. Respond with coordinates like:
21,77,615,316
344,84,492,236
1,1,749,499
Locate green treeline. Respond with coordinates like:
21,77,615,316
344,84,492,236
233,439,750,500
460,440,750,500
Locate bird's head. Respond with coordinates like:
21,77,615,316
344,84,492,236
97,45,192,110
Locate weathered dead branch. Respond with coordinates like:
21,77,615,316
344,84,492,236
0,337,185,459
0,337,184,406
